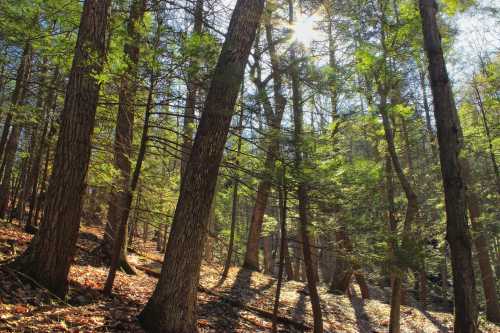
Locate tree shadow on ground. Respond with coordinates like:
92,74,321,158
420,309,450,332
349,294,376,333
198,268,275,331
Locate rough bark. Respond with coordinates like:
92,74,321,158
138,2,264,332
419,1,478,331
12,0,112,298
103,0,145,276
103,68,155,294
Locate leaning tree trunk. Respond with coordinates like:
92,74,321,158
103,0,146,276
138,2,264,332
11,0,112,298
419,1,478,331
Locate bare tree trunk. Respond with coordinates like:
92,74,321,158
289,2,323,331
272,165,288,333
243,8,287,270
0,42,32,160
138,2,264,331
221,98,244,281
12,0,112,298
419,1,478,331
104,66,155,294
103,0,145,276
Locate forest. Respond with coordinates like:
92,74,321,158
0,0,499,332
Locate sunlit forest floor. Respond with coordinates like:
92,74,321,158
1,222,499,332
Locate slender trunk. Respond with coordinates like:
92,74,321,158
289,2,323,331
243,8,287,270
419,1,478,331
272,165,287,333
12,0,112,298
0,42,32,160
103,0,145,276
462,164,500,323
138,2,264,331
473,84,500,194
104,69,155,294
221,99,244,281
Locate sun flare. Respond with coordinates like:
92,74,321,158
291,13,318,46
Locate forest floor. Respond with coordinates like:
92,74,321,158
0,222,499,332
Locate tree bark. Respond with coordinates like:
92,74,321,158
103,0,146,276
289,2,323,331
243,8,287,270
0,42,32,160
138,2,264,332
419,1,478,331
12,0,112,298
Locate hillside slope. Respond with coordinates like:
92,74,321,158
0,222,498,332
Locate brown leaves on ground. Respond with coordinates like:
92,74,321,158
1,222,499,332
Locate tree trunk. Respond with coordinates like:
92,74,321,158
272,165,288,333
138,2,264,332
221,100,244,281
0,42,32,160
103,0,145,276
419,1,478,331
462,164,500,323
243,8,287,270
289,2,323,331
12,0,112,298
104,67,155,294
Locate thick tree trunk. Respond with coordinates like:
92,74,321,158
103,0,145,276
12,0,112,298
419,1,478,331
138,2,264,332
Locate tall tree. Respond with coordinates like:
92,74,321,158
103,0,146,275
418,0,478,331
289,2,323,332
243,4,287,271
138,1,265,332
12,0,112,297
